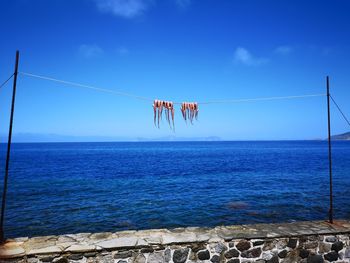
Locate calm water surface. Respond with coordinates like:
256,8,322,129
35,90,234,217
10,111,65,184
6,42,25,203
1,141,350,238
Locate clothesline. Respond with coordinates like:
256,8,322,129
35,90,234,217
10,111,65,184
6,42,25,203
20,71,326,105
0,73,14,89
330,95,350,128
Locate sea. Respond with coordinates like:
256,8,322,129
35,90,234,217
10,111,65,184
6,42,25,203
1,141,349,238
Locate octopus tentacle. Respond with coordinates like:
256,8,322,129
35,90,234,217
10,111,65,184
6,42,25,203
153,100,157,126
166,101,171,127
171,108,175,131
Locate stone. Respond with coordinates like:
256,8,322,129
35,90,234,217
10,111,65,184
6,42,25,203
140,248,154,253
253,240,265,246
96,237,137,249
224,249,239,258
324,251,338,261
331,241,343,252
0,242,25,258
164,248,171,262
262,251,273,260
304,242,318,249
65,244,96,253
52,257,68,263
68,254,84,260
281,250,298,263
99,254,114,263
84,252,97,257
27,257,39,263
227,259,240,263
90,232,112,240
197,250,210,260
133,254,146,263
136,239,149,247
39,256,55,262
236,240,251,252
278,250,287,258
263,240,276,251
318,242,331,253
299,249,310,259
114,251,132,259
162,232,197,244
118,260,127,263
276,239,288,250
173,248,189,263
325,236,337,243
190,243,206,253
210,254,220,263
147,252,164,263
215,242,227,253
287,239,297,249
241,247,262,258
307,254,324,263
345,248,350,258
266,255,279,263
229,242,235,248
27,245,63,255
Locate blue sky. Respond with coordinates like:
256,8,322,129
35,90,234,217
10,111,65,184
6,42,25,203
0,0,350,141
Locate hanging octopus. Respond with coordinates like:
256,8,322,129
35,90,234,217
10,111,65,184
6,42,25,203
180,102,199,124
153,100,175,130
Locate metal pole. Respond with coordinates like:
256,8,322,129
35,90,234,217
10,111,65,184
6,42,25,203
0,50,20,242
327,75,333,224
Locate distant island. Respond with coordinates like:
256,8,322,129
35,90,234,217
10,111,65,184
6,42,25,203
331,131,350,140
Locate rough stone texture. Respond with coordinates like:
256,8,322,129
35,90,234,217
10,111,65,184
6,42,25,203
331,241,344,252
299,249,310,259
307,254,324,263
267,255,279,263
287,238,298,249
173,248,189,263
146,252,164,263
197,249,210,260
224,249,239,258
236,240,251,252
241,247,262,258
210,254,220,263
324,251,339,261
278,249,287,258
1,220,350,263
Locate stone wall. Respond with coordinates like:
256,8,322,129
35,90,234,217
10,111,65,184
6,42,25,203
1,221,350,263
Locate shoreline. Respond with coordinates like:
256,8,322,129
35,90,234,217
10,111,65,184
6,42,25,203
1,220,350,262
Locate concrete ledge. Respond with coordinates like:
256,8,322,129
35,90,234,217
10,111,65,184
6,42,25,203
1,220,350,262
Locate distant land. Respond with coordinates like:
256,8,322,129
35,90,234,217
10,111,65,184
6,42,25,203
0,133,222,143
331,131,350,140
0,132,349,143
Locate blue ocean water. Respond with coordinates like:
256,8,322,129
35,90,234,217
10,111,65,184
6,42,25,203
1,141,350,238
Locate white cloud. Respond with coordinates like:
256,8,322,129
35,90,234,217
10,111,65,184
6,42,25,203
79,44,104,58
274,45,293,55
95,0,152,18
175,0,191,8
233,47,268,66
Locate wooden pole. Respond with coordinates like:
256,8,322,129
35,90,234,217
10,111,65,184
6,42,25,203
327,76,333,224
0,50,20,242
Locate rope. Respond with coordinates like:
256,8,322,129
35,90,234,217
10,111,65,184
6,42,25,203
0,74,14,89
20,72,153,102
20,71,326,105
330,95,350,128
198,94,326,104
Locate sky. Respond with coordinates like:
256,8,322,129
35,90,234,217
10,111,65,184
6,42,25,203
0,0,350,141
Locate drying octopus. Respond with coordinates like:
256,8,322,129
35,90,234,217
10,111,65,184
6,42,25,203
181,102,199,123
153,100,175,130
